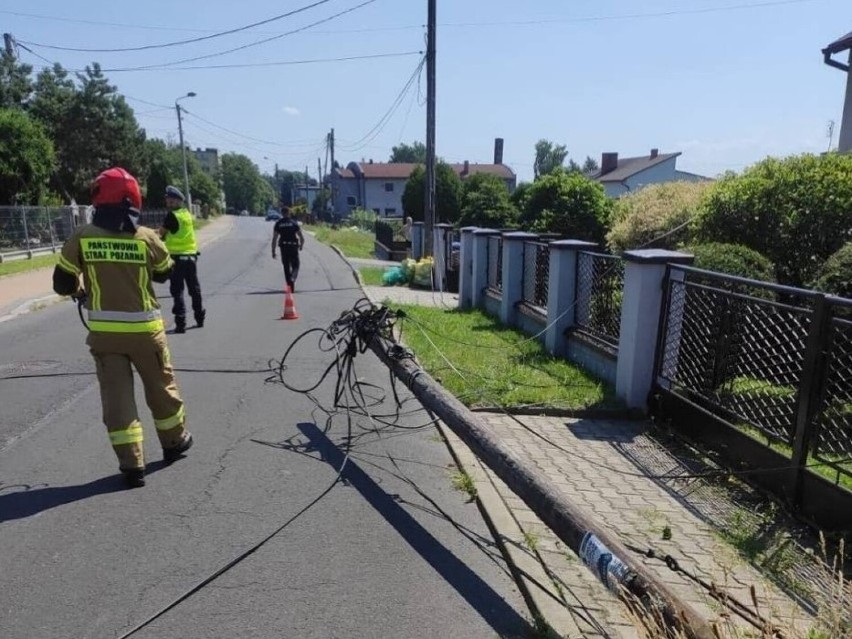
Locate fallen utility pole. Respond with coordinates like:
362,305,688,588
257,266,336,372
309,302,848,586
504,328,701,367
367,333,716,639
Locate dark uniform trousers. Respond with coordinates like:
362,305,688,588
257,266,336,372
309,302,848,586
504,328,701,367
170,255,204,324
280,244,300,290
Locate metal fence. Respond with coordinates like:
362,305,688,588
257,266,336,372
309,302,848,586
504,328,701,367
0,206,79,258
522,241,550,312
487,235,503,293
575,252,625,348
656,266,852,487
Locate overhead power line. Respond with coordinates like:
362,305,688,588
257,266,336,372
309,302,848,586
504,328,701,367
341,56,426,153
181,109,328,149
8,0,817,44
110,50,422,73
17,0,336,53
0,8,420,36
96,0,380,73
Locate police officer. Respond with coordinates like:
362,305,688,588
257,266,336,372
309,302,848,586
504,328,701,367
53,168,193,488
271,206,305,292
160,186,206,334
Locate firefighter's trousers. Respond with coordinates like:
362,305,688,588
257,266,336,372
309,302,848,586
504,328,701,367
87,330,187,471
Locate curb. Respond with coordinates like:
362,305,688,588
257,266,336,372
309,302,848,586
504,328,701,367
439,426,583,638
346,253,584,637
470,405,644,421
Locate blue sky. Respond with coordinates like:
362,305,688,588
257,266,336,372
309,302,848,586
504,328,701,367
3,0,851,182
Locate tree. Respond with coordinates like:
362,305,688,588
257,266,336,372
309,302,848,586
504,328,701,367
222,153,274,213
0,108,54,204
0,53,33,109
402,162,461,223
582,156,600,174
521,169,611,242
458,172,518,228
694,153,852,287
510,181,533,211
29,63,147,202
389,141,427,164
533,139,569,180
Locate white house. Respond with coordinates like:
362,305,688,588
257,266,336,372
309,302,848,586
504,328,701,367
588,149,709,197
331,160,517,218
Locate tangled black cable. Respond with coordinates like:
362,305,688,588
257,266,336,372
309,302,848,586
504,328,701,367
117,299,432,638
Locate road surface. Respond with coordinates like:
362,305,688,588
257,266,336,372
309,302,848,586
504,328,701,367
0,217,530,639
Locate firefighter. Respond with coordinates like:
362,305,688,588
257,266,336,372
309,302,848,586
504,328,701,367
53,168,193,488
160,185,206,334
271,206,304,292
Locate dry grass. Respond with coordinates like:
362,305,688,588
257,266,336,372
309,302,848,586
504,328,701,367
622,537,849,639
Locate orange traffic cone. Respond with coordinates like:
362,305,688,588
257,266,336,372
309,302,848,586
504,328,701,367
281,285,299,320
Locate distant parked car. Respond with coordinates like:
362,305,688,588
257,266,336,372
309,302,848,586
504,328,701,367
265,210,281,221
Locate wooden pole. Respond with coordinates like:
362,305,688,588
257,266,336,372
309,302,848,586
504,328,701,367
367,333,716,639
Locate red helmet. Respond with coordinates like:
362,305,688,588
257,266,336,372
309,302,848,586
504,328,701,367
91,167,142,210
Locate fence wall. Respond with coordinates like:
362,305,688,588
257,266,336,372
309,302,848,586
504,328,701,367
0,206,78,259
459,229,852,529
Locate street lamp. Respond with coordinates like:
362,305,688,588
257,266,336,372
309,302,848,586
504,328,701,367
175,92,196,209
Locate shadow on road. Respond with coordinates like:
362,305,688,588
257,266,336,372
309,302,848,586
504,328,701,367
0,461,169,523
278,422,533,636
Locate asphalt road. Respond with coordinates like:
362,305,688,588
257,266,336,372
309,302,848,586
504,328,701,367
0,218,531,639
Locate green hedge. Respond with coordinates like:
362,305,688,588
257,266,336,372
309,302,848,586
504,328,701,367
693,153,852,287
814,242,852,299
688,242,775,282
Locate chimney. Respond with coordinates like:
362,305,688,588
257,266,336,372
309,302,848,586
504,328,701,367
369,158,373,164
601,152,619,175
463,160,470,176
494,137,504,164
650,148,659,159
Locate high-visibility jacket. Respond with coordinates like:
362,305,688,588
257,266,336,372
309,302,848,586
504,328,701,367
58,224,173,334
164,208,198,256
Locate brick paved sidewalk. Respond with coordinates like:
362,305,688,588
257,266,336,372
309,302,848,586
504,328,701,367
0,216,234,319
471,413,815,637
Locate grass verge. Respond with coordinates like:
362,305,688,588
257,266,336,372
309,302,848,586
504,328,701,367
395,305,619,410
307,224,374,259
358,267,386,286
0,253,58,278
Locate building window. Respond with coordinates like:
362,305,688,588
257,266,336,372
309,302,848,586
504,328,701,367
385,208,397,216
346,196,357,206
373,208,380,215
384,182,394,192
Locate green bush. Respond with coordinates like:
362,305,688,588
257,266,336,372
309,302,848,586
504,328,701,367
458,172,518,228
607,181,713,252
814,242,852,299
348,208,378,232
688,242,775,282
693,153,852,287
520,169,611,242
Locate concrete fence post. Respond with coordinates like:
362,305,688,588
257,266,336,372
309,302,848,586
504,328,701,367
545,240,598,356
458,227,478,309
500,232,538,327
615,249,694,410
411,222,424,260
471,229,499,309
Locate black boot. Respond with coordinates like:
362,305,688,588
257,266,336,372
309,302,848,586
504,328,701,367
163,433,193,464
123,469,146,489
195,310,206,328
174,317,186,334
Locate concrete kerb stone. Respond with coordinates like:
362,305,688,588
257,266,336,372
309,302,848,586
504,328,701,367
340,244,635,637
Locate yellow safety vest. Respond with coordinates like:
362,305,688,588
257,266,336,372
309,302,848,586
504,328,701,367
164,208,198,256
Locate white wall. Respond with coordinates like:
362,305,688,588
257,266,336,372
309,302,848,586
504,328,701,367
363,178,407,217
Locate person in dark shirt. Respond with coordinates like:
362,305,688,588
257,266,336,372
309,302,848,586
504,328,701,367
271,206,305,292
